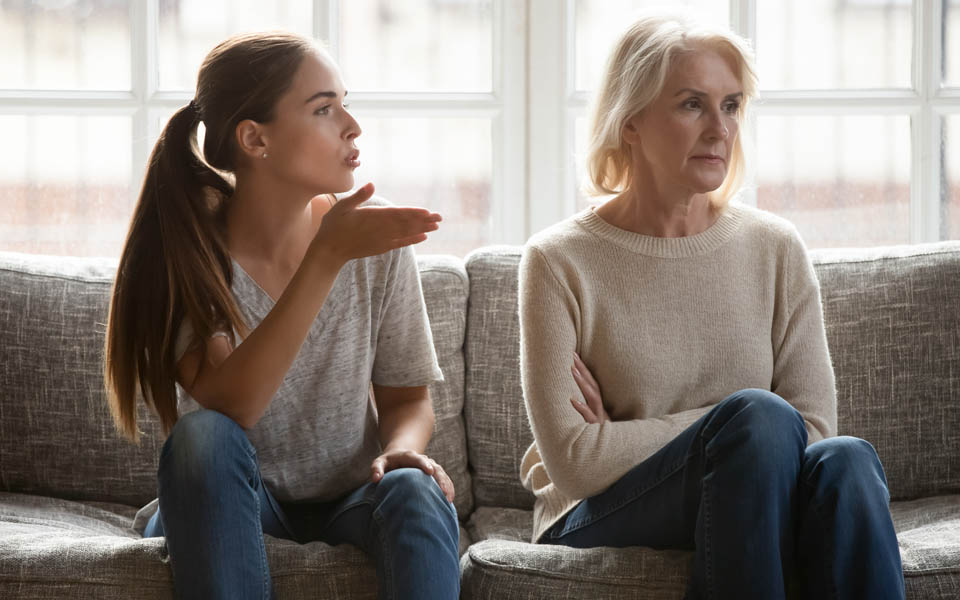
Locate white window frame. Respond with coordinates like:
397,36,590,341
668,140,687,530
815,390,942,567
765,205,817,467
527,0,960,244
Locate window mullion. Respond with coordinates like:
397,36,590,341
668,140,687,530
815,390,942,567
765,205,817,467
527,0,570,238
914,0,942,243
130,0,155,210
493,0,527,245
319,0,338,59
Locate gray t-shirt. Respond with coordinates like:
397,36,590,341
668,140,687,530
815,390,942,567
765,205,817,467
133,204,443,532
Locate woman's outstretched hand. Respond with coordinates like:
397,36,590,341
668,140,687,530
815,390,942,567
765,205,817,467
312,182,442,265
371,448,456,503
570,352,610,424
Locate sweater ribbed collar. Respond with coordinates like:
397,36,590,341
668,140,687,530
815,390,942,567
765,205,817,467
576,201,746,258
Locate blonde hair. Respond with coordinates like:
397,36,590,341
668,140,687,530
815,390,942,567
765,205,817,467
585,11,757,205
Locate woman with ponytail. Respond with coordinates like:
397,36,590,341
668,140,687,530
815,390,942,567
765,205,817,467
104,31,459,599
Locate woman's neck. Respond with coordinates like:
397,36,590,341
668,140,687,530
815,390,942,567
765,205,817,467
595,187,718,238
225,176,329,270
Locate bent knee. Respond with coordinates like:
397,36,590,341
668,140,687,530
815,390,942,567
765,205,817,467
712,389,806,441
375,468,452,513
161,409,252,474
803,436,887,490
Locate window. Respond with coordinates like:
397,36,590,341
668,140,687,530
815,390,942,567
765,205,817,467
1,0,958,256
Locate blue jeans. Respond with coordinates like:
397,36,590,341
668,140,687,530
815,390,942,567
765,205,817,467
539,389,905,600
142,409,460,600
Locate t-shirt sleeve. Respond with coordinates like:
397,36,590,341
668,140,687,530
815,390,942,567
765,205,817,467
172,318,231,363
370,245,444,387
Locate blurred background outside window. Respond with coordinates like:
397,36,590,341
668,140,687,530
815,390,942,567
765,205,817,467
0,0,958,256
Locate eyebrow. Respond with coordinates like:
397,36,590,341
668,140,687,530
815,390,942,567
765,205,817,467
304,90,347,104
674,88,743,100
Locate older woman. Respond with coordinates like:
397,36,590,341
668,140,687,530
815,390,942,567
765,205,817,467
518,12,904,600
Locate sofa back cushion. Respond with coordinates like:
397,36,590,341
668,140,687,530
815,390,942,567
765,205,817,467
463,242,960,509
0,252,473,516
464,248,533,509
0,252,165,507
812,242,960,500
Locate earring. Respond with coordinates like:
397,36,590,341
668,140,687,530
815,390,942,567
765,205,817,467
262,152,268,159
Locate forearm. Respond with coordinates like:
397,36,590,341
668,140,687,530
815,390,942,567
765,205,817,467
375,385,435,453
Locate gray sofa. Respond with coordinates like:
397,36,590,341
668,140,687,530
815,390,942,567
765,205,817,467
1,241,959,599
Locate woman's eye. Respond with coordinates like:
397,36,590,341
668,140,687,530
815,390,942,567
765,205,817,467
683,99,701,110
342,102,350,110
724,102,741,114
315,105,331,115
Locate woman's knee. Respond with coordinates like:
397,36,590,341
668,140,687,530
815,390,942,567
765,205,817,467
159,409,253,480
708,389,807,448
803,436,888,496
374,468,456,523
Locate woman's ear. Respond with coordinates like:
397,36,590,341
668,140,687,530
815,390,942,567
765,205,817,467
622,115,642,145
235,119,268,161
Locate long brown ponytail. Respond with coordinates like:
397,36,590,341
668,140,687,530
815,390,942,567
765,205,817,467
105,31,319,441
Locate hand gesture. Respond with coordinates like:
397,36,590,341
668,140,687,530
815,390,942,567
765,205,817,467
570,352,610,424
312,183,442,265
371,448,456,503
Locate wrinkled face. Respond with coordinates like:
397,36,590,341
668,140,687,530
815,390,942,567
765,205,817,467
625,47,742,197
259,50,361,195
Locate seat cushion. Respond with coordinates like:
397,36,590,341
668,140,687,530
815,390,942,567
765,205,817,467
0,490,472,599
462,498,960,599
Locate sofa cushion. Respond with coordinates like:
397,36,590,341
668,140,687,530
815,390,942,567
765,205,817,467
462,498,960,599
0,252,473,517
0,252,166,508
811,242,960,500
464,247,532,510
417,255,474,518
0,491,472,598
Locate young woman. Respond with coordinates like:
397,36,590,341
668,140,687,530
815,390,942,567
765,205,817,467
104,31,459,599
518,12,905,599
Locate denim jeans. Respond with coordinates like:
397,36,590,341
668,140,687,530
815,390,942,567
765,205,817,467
142,409,460,600
539,389,905,600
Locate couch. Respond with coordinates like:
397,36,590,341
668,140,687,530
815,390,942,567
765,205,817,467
1,241,959,599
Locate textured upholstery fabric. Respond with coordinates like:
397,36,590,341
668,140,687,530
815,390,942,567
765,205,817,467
417,255,474,519
0,253,166,507
464,247,533,510
811,243,960,501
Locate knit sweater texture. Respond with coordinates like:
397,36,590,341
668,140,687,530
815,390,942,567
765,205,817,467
518,202,838,543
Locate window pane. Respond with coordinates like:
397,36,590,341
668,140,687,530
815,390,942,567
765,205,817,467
945,116,960,239
0,115,132,256
756,115,911,248
158,0,312,91
575,0,730,92
757,0,912,90
351,117,492,256
339,0,492,92
947,0,960,87
0,0,130,90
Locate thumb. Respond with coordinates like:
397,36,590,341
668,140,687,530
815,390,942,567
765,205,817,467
337,182,375,209
371,457,385,481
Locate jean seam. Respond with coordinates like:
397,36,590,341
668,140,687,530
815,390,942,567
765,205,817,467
557,448,702,536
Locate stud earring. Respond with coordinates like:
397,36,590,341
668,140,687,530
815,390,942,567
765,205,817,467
262,152,268,159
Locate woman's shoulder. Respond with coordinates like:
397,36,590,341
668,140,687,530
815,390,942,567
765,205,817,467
525,209,597,256
730,202,806,249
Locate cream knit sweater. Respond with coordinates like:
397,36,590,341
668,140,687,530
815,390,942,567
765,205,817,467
518,202,838,543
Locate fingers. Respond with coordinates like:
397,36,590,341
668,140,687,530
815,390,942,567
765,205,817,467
573,353,599,391
570,396,597,423
337,182,376,208
429,459,456,503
